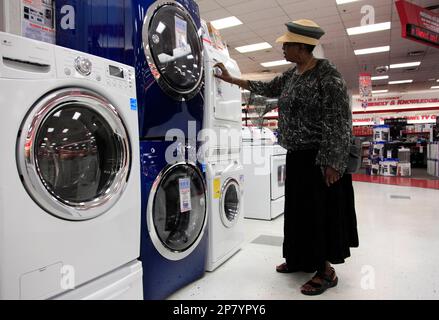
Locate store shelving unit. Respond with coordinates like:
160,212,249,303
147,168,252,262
361,142,371,168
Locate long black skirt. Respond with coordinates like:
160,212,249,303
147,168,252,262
283,149,359,273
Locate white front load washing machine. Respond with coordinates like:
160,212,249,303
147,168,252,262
201,26,245,271
0,32,141,299
205,160,245,271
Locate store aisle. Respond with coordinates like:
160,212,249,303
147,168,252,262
168,182,439,300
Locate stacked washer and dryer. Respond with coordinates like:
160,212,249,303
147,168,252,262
0,32,142,299
201,21,245,272
55,0,209,300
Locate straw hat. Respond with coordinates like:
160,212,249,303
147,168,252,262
276,19,325,45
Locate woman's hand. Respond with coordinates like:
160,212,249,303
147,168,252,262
213,62,234,83
325,166,341,187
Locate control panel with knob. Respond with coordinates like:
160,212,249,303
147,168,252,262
55,46,135,96
74,56,92,76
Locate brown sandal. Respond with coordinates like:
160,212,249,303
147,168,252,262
300,267,338,296
276,262,295,273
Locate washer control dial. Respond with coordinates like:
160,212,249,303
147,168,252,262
74,56,92,76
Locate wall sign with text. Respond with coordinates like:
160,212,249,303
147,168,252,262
396,0,439,49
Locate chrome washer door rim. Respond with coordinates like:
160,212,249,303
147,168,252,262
142,0,204,101
146,162,207,261
16,88,131,221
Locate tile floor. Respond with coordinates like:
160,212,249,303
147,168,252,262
168,182,439,300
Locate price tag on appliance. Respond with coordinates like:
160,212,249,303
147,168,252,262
213,177,221,199
179,178,192,213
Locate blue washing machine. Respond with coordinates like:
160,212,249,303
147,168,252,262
56,0,205,138
56,0,208,300
140,140,208,299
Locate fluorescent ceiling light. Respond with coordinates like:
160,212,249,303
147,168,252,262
336,0,361,4
347,22,391,35
372,90,389,94
389,80,413,84
371,75,389,81
437,79,439,82
389,62,421,69
431,86,439,89
210,16,243,30
261,60,292,67
354,46,390,55
235,42,272,53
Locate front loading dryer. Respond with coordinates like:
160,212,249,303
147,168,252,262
55,0,205,139
0,32,141,299
140,140,208,300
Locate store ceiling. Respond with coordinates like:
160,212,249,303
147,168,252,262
197,0,439,94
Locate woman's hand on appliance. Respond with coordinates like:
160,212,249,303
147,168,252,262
213,62,233,83
213,63,251,91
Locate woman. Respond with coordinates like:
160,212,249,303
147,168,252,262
214,19,359,296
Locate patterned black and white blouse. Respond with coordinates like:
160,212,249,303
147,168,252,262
248,59,352,173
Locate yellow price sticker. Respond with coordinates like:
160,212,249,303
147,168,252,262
213,178,221,199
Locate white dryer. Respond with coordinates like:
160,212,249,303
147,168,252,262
201,24,245,272
242,127,287,220
0,32,141,299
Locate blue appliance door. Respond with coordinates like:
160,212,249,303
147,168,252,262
147,163,207,260
142,0,204,102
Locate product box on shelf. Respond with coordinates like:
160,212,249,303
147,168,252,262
397,163,411,177
366,164,380,176
380,159,399,176
371,142,386,160
373,125,390,142
398,147,411,163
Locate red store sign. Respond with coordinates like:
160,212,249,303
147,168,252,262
396,0,439,49
353,114,437,126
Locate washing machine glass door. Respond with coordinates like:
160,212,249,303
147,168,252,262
17,88,131,221
220,178,241,228
149,163,207,258
143,0,203,101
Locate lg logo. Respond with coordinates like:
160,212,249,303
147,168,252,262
60,5,75,30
